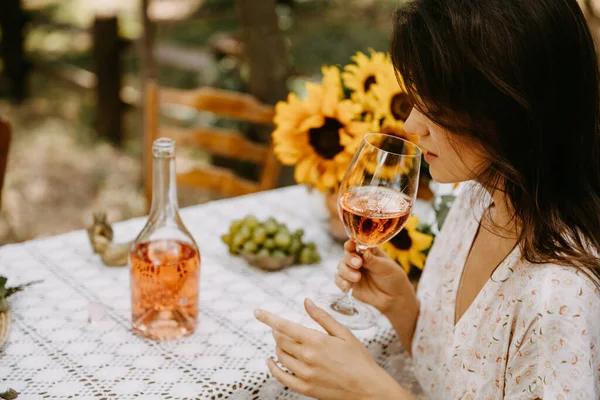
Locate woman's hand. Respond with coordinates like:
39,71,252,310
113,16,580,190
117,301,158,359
336,240,415,314
336,239,420,353
254,298,409,400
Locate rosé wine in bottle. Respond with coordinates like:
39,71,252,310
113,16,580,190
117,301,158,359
129,138,200,340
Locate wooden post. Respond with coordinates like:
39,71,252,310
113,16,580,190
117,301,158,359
0,0,28,102
234,0,294,186
140,0,158,202
235,0,289,105
92,15,123,144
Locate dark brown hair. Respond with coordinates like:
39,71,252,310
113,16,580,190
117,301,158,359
391,0,600,282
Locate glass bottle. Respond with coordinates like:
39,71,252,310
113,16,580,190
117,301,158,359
129,138,200,340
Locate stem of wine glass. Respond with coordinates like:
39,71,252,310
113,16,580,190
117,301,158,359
330,244,369,316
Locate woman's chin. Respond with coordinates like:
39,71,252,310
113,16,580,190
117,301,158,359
428,165,462,185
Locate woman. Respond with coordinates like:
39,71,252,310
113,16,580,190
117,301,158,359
254,0,600,398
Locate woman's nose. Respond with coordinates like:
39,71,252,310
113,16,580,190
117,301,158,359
403,108,428,138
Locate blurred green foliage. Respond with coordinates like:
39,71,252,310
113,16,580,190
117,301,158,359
2,0,398,150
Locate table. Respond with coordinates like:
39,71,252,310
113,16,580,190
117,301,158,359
0,186,425,399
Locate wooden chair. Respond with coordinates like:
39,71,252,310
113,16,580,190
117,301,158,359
143,80,281,203
0,118,11,208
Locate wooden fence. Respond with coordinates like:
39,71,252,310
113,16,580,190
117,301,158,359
0,0,127,144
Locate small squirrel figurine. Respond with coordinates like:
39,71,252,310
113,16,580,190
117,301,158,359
87,212,131,267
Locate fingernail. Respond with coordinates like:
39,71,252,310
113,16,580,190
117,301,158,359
351,257,361,267
254,309,263,318
305,298,316,309
341,280,349,290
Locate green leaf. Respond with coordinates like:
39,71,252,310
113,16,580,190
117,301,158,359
5,287,22,298
4,279,42,299
435,195,456,229
0,298,8,313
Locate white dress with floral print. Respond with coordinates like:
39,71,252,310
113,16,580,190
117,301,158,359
412,183,600,399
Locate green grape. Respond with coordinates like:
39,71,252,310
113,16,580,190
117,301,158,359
238,225,252,241
243,241,258,254
230,219,243,234
309,251,322,263
265,217,277,226
289,237,302,255
305,242,317,251
244,215,259,229
299,247,312,264
278,224,290,234
272,250,287,259
264,220,279,235
263,238,276,250
229,244,240,255
232,234,245,249
221,233,231,245
292,229,304,239
252,226,267,245
257,248,270,257
274,231,292,249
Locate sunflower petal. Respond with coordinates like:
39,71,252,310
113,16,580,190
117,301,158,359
295,155,317,183
297,114,325,134
321,166,338,190
397,251,412,274
404,215,419,231
409,250,427,270
409,230,434,252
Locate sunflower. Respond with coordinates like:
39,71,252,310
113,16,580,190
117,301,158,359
362,122,420,179
380,215,434,274
273,66,370,193
368,69,418,144
342,50,393,108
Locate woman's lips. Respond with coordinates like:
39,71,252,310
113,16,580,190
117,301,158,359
423,150,438,163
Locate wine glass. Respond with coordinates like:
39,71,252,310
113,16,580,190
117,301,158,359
315,133,421,330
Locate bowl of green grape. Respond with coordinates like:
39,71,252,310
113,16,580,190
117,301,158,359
221,215,321,271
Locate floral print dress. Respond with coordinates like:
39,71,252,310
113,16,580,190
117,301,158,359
412,183,600,399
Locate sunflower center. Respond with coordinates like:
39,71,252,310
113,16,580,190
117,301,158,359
308,118,345,160
390,229,412,250
390,93,412,121
363,75,377,92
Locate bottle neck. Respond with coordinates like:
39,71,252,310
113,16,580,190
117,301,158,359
149,155,179,218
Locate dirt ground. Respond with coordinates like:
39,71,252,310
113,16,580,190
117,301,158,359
0,89,147,245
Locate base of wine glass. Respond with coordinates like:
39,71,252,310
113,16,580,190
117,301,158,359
313,293,377,330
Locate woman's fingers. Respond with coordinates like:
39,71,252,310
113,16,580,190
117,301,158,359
275,347,311,379
272,330,302,358
343,239,356,252
305,298,352,339
266,358,309,394
335,273,351,292
342,250,363,271
255,310,322,344
337,261,362,282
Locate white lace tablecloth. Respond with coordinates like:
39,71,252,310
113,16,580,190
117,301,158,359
0,186,425,399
